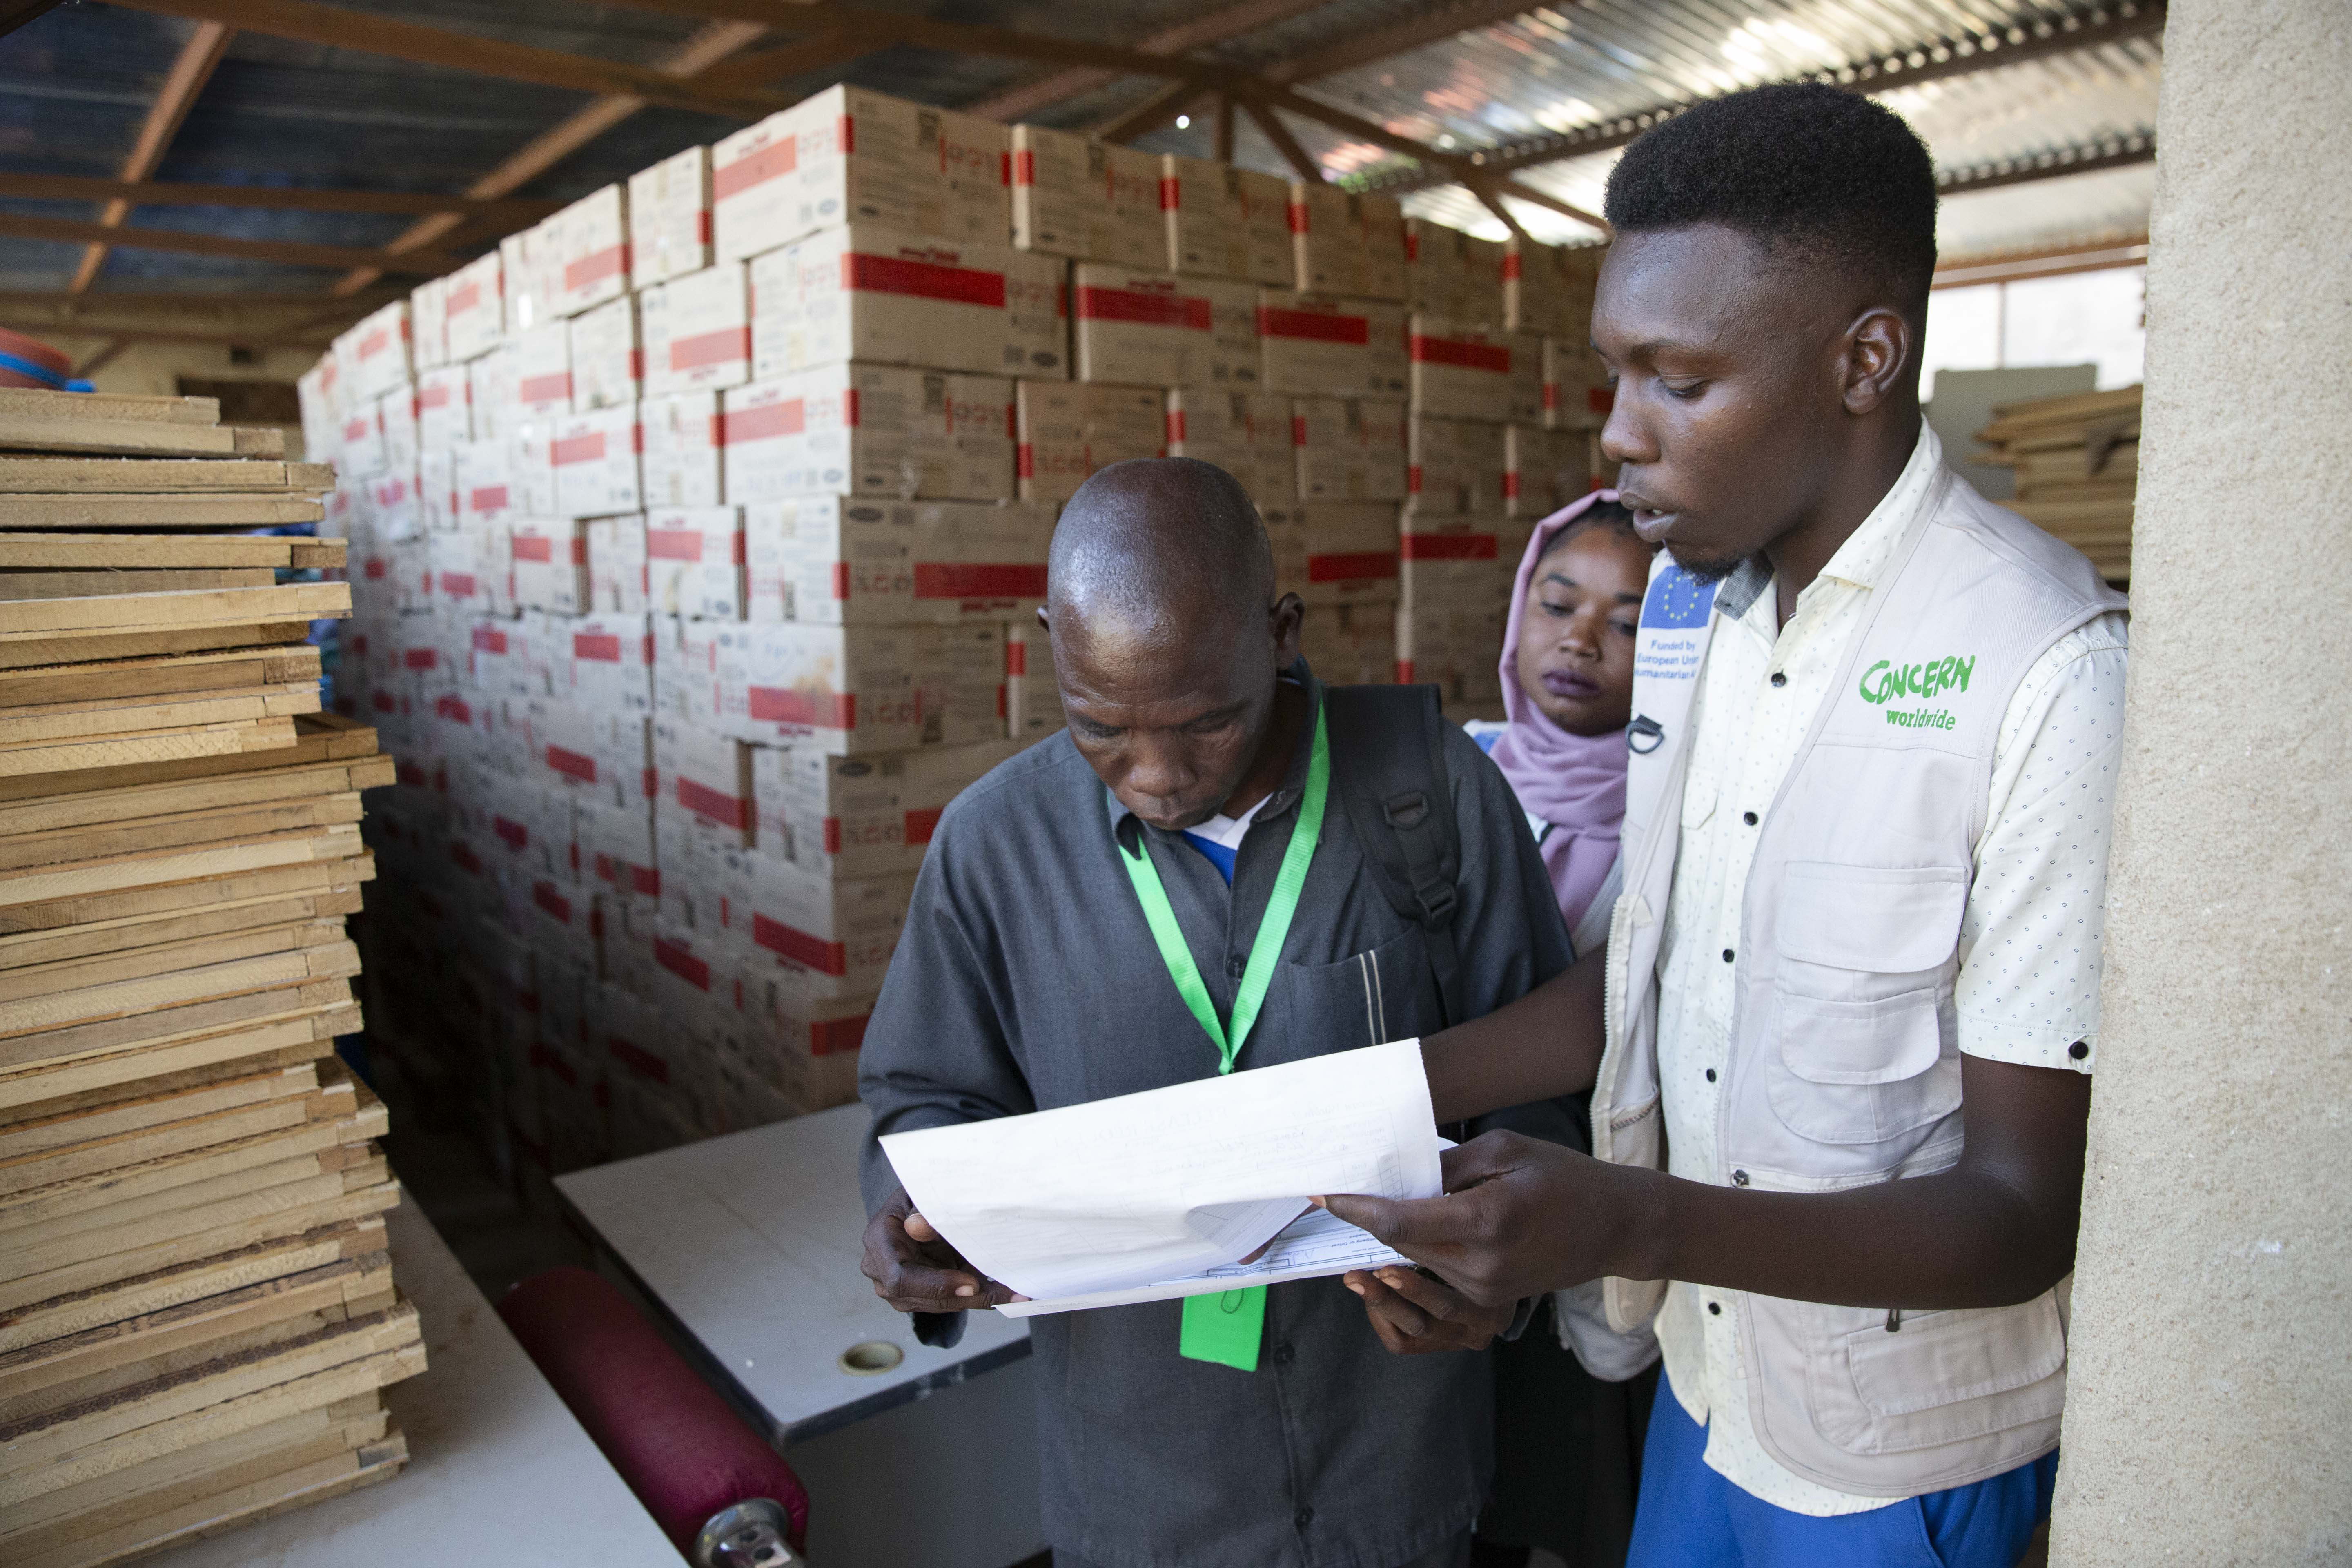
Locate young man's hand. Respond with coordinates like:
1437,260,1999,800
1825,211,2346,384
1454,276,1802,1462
1343,1265,1518,1354
862,1185,1024,1312
1324,1132,1651,1308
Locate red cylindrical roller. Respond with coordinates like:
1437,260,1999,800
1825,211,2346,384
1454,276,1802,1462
499,1265,811,1559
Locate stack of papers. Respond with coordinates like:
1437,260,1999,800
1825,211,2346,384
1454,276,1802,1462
880,1039,1440,1316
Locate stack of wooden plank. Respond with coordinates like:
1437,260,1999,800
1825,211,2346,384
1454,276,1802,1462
1976,383,2141,585
0,388,421,1566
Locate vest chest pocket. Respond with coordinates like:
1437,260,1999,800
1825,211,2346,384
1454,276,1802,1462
1766,863,1966,1146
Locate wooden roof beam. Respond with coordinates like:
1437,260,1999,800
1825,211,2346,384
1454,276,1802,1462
2,320,341,350
1243,83,1607,230
327,18,767,298
0,174,563,221
1937,135,2156,197
1240,100,1323,184
72,19,234,293
1262,0,1550,85
964,0,1331,124
0,214,459,274
100,0,790,120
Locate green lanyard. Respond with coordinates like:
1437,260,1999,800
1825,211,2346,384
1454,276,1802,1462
1116,704,1329,1372
1116,704,1330,1075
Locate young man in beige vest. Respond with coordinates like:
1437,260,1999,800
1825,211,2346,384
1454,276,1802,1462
1324,84,2126,1566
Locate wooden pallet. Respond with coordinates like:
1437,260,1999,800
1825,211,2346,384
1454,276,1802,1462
0,1390,389,1561
0,459,335,496
11,1419,404,1568
0,496,326,531
0,647,323,713
0,1214,386,1356
0,535,343,571
0,712,383,807
0,1302,420,1501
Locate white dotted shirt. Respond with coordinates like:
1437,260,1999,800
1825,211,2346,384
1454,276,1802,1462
1650,426,2129,1514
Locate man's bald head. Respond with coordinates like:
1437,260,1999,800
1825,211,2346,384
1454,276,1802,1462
1042,459,1305,832
1047,458,1273,643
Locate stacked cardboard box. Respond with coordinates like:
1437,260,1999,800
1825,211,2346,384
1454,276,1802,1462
1974,384,2139,585
0,388,417,1563
308,84,1067,1195
305,79,1621,1192
1390,234,1608,717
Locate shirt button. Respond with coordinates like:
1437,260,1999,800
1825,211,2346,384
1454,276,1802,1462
1271,1343,1295,1368
2069,1040,2090,1060
1721,948,1735,963
1770,672,1787,687
1742,811,1758,826
1707,1301,1722,1316
1731,1169,1751,1187
1294,1508,1315,1530
1704,1068,1717,1083
1226,955,1246,978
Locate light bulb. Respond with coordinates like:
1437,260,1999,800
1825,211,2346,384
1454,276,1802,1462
1176,114,1191,129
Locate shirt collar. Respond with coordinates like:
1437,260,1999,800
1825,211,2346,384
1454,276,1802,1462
1104,661,1323,846
1709,421,1944,625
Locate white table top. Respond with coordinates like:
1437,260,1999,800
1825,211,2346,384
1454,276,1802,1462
150,1186,679,1567
557,1103,1032,1448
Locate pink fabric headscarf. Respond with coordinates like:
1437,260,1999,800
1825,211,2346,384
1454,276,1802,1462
1489,489,1630,934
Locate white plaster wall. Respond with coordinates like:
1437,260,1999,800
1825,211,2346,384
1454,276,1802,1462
2049,1,2352,1562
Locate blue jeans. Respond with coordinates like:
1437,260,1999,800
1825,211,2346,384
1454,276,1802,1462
1625,1379,2056,1567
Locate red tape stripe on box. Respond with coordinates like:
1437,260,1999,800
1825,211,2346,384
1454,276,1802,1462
1076,285,1209,329
913,562,1047,600
844,252,1005,308
545,744,598,782
677,774,750,829
747,686,855,729
1257,307,1365,345
670,326,749,371
722,399,804,443
565,243,628,292
1400,533,1497,560
811,1014,869,1057
653,936,713,990
1307,550,1400,581
752,913,848,975
713,138,797,199
1410,335,1510,372
550,431,606,467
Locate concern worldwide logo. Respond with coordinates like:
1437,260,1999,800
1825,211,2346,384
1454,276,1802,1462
1859,654,1976,731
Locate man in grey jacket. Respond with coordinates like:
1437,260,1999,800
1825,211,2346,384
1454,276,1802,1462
858,458,1575,1568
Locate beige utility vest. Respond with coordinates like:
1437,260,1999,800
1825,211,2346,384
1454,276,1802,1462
1591,465,2126,1496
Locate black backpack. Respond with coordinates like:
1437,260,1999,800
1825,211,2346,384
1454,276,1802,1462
1321,682,1470,1029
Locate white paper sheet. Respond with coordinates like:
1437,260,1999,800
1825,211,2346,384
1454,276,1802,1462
879,1039,1439,1302
998,1202,1414,1316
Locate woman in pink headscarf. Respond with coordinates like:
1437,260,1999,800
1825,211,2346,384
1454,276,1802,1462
1464,490,1655,955
1463,488,1662,1568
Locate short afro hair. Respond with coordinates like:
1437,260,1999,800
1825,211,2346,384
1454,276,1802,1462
1604,83,1938,318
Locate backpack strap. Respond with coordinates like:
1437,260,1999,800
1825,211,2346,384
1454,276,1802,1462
1322,682,1468,1028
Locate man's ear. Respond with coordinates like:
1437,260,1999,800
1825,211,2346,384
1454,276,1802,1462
1269,593,1306,668
1840,305,1913,415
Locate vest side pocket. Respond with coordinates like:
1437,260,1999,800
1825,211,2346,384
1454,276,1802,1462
1797,1293,2069,1456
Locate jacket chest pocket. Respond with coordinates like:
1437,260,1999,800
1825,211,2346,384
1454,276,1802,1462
1766,862,1966,1146
1284,925,1442,1049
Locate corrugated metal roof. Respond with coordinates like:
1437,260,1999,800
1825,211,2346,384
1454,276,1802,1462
0,0,2159,300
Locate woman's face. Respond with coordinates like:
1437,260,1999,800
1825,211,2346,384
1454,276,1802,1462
1513,524,1652,737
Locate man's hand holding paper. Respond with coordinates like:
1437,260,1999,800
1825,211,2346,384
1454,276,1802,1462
875,1039,1441,1312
